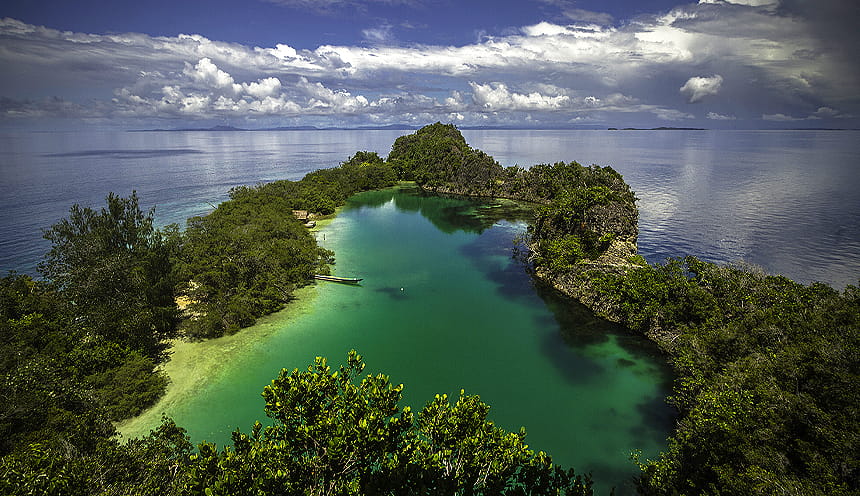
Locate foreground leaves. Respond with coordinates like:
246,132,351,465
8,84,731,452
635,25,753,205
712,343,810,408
184,351,593,496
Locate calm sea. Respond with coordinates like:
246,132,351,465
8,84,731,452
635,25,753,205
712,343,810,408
1,129,858,287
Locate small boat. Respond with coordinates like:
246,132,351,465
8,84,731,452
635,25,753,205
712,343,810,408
314,274,363,284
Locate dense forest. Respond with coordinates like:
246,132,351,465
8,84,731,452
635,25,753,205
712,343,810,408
1,123,857,494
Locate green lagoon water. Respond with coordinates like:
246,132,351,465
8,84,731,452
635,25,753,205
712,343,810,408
128,186,674,495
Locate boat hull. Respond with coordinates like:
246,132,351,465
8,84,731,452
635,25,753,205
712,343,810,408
313,274,363,284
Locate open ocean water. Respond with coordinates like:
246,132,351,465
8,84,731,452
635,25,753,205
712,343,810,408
1,129,857,287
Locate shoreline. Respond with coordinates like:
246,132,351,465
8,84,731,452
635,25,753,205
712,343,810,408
116,280,320,440
116,189,362,440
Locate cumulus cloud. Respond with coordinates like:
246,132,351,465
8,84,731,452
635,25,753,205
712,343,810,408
297,77,370,113
707,112,736,120
469,82,570,111
680,75,723,103
763,106,850,121
183,58,241,93
810,106,846,119
242,77,282,99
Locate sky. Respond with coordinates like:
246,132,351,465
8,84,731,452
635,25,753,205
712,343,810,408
1,0,858,130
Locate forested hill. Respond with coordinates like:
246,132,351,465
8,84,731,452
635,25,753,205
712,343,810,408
389,122,640,275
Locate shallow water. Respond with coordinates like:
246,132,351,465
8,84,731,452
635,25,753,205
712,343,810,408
121,187,674,495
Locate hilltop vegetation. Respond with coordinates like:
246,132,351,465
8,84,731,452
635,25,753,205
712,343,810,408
390,123,638,269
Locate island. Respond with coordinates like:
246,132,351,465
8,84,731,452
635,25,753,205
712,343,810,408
1,123,856,495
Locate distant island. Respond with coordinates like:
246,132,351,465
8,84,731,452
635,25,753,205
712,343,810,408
130,124,858,133
130,124,419,132
607,126,707,131
131,124,614,132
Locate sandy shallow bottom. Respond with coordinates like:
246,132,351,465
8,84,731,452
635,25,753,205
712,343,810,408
116,284,319,441
116,208,343,441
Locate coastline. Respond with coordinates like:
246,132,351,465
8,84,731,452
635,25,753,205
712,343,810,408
116,280,320,440
116,188,365,441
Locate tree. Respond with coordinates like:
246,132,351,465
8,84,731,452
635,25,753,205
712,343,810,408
40,192,180,359
183,351,593,495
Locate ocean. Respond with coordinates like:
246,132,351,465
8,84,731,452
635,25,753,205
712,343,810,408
2,129,858,287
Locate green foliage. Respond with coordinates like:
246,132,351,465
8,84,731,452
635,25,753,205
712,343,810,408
388,122,504,192
183,351,593,495
40,191,181,359
534,235,587,273
0,272,171,459
387,126,637,268
178,152,400,337
524,163,636,270
0,274,105,454
584,258,860,494
178,191,332,337
86,351,168,421
2,195,179,458
0,416,194,496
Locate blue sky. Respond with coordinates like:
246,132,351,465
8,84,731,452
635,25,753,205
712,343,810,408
1,0,858,129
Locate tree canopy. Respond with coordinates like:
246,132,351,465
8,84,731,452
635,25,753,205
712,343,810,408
181,351,594,495
40,191,180,359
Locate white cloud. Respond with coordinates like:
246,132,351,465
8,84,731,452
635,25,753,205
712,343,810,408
521,22,573,37
763,106,850,121
297,77,369,113
810,106,845,119
699,0,779,6
469,82,570,111
653,108,695,120
242,77,282,99
680,75,723,103
762,113,801,121
182,58,242,94
362,24,394,44
707,112,736,120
